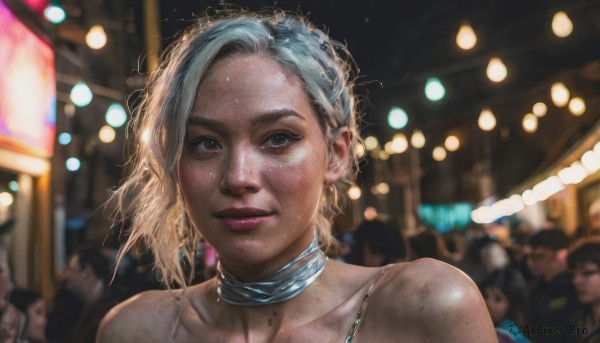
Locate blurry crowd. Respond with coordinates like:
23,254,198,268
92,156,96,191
0,213,599,342
335,217,600,343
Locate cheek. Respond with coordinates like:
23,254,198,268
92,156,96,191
266,150,325,196
178,162,218,199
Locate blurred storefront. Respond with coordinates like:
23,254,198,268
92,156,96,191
0,0,55,296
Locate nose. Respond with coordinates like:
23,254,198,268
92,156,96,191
220,146,261,195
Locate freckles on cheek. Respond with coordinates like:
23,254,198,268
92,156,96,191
267,151,324,196
178,165,218,199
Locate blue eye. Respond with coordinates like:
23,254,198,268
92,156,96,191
264,131,301,148
187,136,222,154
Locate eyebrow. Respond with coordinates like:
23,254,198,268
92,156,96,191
186,109,306,130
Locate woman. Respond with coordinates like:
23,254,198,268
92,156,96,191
480,268,531,343
9,289,47,343
98,11,496,342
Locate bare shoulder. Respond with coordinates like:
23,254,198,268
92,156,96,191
370,258,497,342
97,289,181,343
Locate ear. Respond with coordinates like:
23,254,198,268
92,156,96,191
324,127,351,185
556,248,568,262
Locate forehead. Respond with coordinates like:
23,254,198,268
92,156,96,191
191,54,317,124
574,261,600,270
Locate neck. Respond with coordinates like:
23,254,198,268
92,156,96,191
213,267,330,340
221,231,315,282
217,233,327,306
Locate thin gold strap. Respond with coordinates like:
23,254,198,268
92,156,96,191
345,265,391,343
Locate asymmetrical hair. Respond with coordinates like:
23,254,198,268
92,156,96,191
528,228,569,251
568,237,600,270
479,267,529,324
112,10,363,288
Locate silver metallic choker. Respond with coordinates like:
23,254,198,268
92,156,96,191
216,235,328,306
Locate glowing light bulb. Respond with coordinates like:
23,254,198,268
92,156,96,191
348,184,362,200
58,133,72,145
388,107,408,129
444,135,460,152
487,57,508,82
456,24,477,50
522,113,538,133
355,143,365,159
70,82,93,107
86,25,107,49
66,157,81,171
99,125,116,143
105,103,127,127
432,146,447,161
552,11,573,38
425,77,445,101
532,102,547,117
391,133,408,154
411,130,426,149
364,136,379,151
551,82,570,107
44,5,66,24
0,192,14,207
568,97,586,116
478,108,496,131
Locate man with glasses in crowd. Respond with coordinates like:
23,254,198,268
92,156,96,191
568,237,600,342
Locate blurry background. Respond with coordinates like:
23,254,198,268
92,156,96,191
1,0,600,295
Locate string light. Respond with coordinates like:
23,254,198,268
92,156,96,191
105,103,127,127
348,184,362,200
456,23,477,50
364,136,379,151
568,97,586,116
44,5,66,24
391,133,408,154
388,107,408,129
432,146,447,161
486,57,508,82
425,77,445,101
70,82,93,107
58,133,72,145
444,135,460,152
532,102,547,117
86,25,107,49
478,108,496,131
66,157,81,171
552,11,573,38
98,125,116,143
551,82,570,107
522,113,538,133
411,130,426,149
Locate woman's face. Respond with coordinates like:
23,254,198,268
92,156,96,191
25,299,46,343
483,286,509,325
178,54,345,280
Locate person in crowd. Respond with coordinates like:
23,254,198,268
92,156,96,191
0,302,24,343
567,237,600,342
587,200,600,237
407,228,451,262
9,289,46,343
527,228,581,343
97,10,496,342
480,267,531,343
480,241,511,274
61,246,116,343
349,219,406,267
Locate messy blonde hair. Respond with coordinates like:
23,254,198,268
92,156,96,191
112,10,363,288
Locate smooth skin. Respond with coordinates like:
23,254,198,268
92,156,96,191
98,54,496,342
